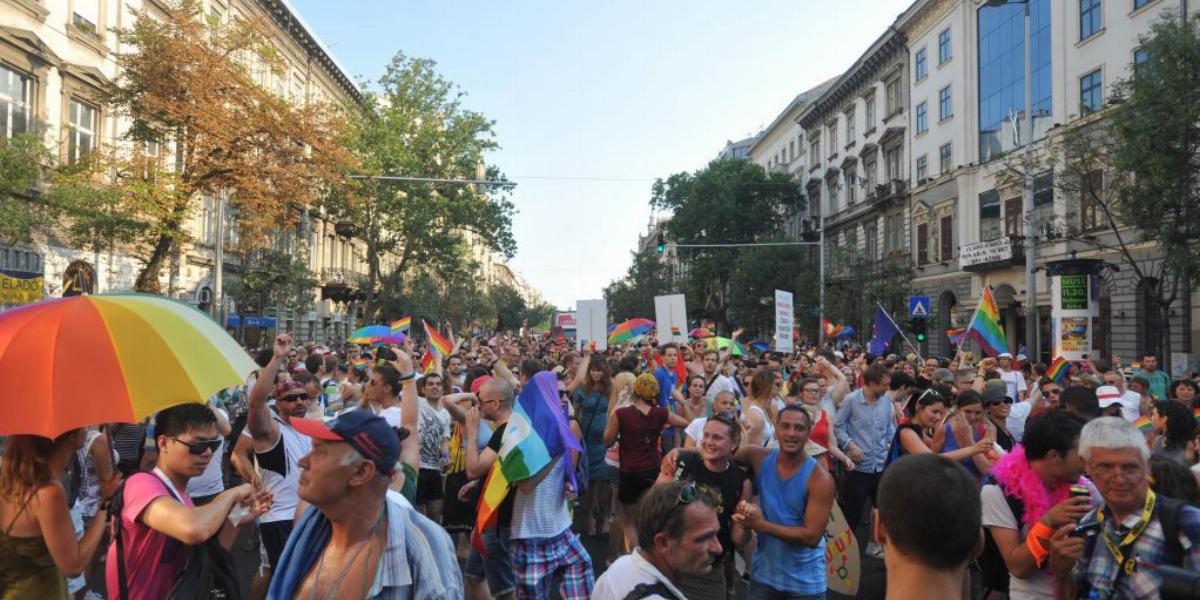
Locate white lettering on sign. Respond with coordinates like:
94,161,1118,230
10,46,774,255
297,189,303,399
959,238,1013,268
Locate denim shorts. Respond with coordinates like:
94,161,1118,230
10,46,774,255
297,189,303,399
464,526,515,596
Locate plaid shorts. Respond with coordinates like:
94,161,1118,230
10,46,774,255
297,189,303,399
511,530,594,600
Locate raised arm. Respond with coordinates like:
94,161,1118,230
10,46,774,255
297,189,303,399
392,345,420,476
567,348,591,393
441,392,474,423
247,334,289,449
464,406,498,480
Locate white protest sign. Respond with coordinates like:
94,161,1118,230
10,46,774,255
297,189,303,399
575,299,608,351
654,294,688,344
775,290,794,353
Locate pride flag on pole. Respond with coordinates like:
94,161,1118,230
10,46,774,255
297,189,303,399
423,320,453,357
419,349,436,374
946,328,967,346
473,372,582,554
390,316,411,332
1046,356,1069,384
966,286,1008,357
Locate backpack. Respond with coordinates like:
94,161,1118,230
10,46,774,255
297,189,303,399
622,581,679,600
111,474,243,600
1077,495,1187,597
977,483,1025,595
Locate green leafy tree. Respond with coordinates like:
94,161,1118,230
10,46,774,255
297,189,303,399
649,159,802,331
604,247,673,321
727,242,808,339
225,245,318,341
337,53,516,320
0,134,53,244
824,245,913,348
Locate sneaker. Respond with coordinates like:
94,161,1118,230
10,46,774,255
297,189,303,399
866,541,885,558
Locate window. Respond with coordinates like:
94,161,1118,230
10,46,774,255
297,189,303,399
939,86,952,120
865,160,878,192
885,213,903,253
865,222,878,260
979,189,1002,241
885,147,902,181
0,65,31,139
846,108,855,142
1005,197,1023,236
865,95,876,130
939,143,952,174
1080,69,1103,115
915,48,928,81
827,122,838,157
916,155,928,181
1081,170,1104,230
789,141,795,161
978,0,1052,161
845,167,857,204
1134,0,1151,9
886,79,902,115
1133,47,1150,77
73,0,100,34
917,222,929,265
67,99,98,164
916,102,928,134
938,28,952,64
810,138,821,167
940,214,954,260
1080,0,1102,40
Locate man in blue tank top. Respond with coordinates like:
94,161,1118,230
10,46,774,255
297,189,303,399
732,405,834,599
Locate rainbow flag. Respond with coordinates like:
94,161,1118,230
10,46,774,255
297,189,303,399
423,320,453,357
390,316,411,332
946,328,967,346
822,319,845,338
1193,407,1200,427
966,286,1008,357
473,372,582,554
608,318,655,345
1134,415,1153,435
420,350,436,374
670,326,682,337
1046,356,1069,384
351,357,369,370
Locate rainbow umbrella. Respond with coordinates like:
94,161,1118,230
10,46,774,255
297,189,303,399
706,336,748,357
689,328,715,339
0,294,256,438
750,341,771,353
608,318,655,345
348,325,406,346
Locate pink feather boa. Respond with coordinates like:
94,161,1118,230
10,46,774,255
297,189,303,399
989,445,1084,530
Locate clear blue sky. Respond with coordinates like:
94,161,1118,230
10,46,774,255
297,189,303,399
289,0,915,309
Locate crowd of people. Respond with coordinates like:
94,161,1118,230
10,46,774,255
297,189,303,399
3,324,1200,600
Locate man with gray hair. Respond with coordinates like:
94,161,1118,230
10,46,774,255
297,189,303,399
1049,417,1200,600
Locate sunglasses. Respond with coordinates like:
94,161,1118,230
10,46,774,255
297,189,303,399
278,393,309,402
671,482,698,512
989,398,1014,406
1043,388,1062,396
168,435,222,456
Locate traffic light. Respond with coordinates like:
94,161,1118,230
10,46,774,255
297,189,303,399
910,317,927,343
656,233,665,254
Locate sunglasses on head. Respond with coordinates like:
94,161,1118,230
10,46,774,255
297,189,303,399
168,435,221,456
671,482,698,512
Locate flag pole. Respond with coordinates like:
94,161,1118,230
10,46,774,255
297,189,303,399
878,302,922,363
951,287,986,368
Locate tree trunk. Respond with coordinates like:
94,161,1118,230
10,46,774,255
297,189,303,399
135,232,173,293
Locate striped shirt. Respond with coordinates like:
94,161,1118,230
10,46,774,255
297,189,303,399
1073,496,1200,599
366,492,462,599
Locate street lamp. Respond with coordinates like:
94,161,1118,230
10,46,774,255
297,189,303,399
984,0,1039,360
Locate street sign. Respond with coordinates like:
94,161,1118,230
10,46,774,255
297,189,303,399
908,295,930,318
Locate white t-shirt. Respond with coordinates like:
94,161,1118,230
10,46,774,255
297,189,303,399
375,405,402,428
981,484,1054,600
999,369,1028,401
1007,401,1033,443
684,418,708,444
186,407,228,498
593,548,689,600
702,374,738,402
417,400,451,471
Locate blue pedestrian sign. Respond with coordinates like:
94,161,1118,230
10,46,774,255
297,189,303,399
908,295,930,318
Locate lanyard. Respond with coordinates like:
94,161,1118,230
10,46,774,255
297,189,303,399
1096,489,1156,576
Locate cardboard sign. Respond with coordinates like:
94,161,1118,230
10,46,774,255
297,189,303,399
575,300,608,351
654,294,688,345
775,290,794,353
824,501,861,596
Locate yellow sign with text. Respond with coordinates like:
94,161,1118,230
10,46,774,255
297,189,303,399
0,270,44,305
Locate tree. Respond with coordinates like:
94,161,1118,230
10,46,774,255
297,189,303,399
225,245,318,342
823,244,913,348
1002,14,1200,364
61,0,355,293
649,159,803,331
0,134,53,244
727,242,808,339
336,54,516,320
604,247,673,321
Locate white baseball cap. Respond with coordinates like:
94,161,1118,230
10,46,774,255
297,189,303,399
1097,385,1123,408
998,352,1013,359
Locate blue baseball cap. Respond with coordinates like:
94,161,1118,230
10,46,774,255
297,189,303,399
291,410,399,475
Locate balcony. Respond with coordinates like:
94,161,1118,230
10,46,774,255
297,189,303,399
959,236,1025,272
320,268,369,302
871,179,907,208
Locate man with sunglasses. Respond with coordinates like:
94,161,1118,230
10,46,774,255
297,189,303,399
246,333,315,578
593,481,724,600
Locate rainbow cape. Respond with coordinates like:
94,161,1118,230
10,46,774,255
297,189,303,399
967,286,1008,357
1046,356,1069,384
473,371,582,554
390,316,411,332
423,320,453,357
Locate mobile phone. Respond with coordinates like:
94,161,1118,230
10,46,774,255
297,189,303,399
1068,485,1092,537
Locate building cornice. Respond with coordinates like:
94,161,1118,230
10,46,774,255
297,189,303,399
254,0,362,105
798,28,907,129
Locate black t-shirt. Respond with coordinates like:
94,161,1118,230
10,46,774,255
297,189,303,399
672,452,749,557
482,422,514,527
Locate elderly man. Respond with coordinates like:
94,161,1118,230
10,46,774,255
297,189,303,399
1050,417,1200,600
271,410,461,599
593,481,724,600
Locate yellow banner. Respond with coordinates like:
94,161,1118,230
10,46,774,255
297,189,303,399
0,270,44,305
